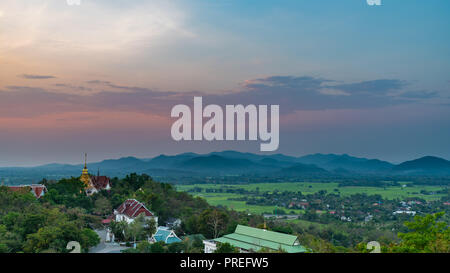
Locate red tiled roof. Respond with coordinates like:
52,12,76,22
102,214,114,225
90,176,111,190
31,185,47,198
116,199,154,218
8,186,28,193
8,185,47,198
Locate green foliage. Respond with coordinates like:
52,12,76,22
389,212,449,253
214,242,239,253
42,178,94,211
167,242,185,253
109,220,128,242
80,228,101,252
149,241,167,253
0,185,99,253
181,234,206,253
0,243,8,253
93,196,112,216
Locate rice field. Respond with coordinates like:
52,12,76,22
176,182,448,214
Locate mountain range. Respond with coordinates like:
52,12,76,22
1,151,450,185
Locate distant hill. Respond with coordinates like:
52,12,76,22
1,151,449,185
90,156,148,170
175,155,259,174
149,153,197,168
393,156,450,175
278,163,329,177
298,153,394,173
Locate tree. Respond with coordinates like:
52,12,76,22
125,215,157,244
93,196,112,216
150,241,166,253
167,242,185,253
110,220,128,242
214,242,239,253
80,228,100,252
144,218,157,238
135,241,152,253
127,217,145,244
389,212,449,253
0,243,8,253
200,209,228,239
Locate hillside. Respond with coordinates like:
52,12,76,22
393,156,450,175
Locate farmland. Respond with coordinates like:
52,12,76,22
176,182,449,215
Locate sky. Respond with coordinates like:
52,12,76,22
0,0,449,166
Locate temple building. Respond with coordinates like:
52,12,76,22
80,153,111,196
203,225,307,253
150,226,182,244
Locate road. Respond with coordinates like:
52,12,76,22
89,229,129,253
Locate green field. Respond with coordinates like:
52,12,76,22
177,182,448,215
192,192,303,215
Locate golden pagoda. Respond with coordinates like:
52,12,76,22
80,153,92,188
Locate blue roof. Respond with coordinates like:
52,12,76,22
153,227,182,244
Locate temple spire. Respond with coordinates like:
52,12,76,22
80,153,91,188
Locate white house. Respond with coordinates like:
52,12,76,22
113,199,158,224
393,210,416,216
105,199,158,243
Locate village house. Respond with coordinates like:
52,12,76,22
203,225,307,253
7,184,48,199
105,199,182,245
105,199,158,242
113,199,158,224
165,217,182,229
393,210,416,216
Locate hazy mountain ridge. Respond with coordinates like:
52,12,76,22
393,156,450,175
1,151,449,184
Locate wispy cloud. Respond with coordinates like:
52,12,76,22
19,74,56,80
0,0,192,53
397,90,439,99
326,79,407,95
0,75,439,119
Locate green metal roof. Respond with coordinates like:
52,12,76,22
213,225,307,253
215,237,262,252
235,225,299,245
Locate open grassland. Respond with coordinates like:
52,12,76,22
195,192,303,215
176,182,448,214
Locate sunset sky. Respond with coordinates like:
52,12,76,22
0,0,449,166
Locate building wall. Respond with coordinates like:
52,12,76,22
115,213,158,225
203,240,217,253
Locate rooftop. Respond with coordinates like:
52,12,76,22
214,225,307,253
